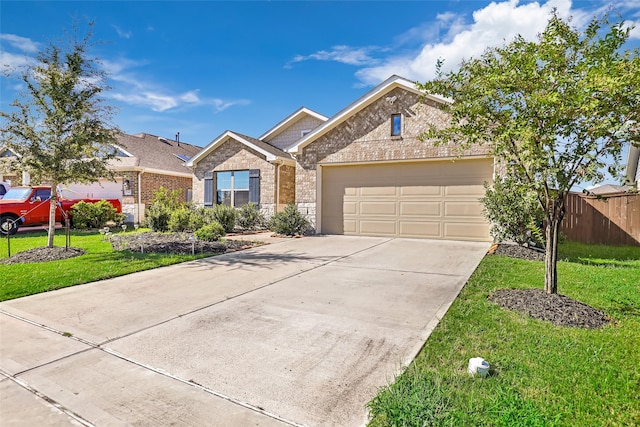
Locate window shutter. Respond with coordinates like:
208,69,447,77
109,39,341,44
249,169,260,205
204,172,213,206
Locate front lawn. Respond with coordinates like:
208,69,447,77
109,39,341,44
368,242,640,427
0,230,215,301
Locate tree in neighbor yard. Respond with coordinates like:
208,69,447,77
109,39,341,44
0,23,119,248
419,13,640,294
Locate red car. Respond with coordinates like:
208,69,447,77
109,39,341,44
0,185,122,235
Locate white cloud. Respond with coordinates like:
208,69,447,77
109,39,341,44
288,45,380,68
0,34,39,53
0,51,33,71
356,0,579,85
113,25,132,39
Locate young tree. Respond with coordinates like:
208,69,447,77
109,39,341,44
419,13,640,294
1,23,119,247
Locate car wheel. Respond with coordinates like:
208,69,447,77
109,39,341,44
0,215,19,236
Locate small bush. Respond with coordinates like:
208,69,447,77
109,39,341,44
168,207,192,232
208,204,236,233
194,221,225,241
145,205,171,232
145,187,185,232
236,203,265,231
71,200,123,229
268,204,310,236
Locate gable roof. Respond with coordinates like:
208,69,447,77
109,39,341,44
286,75,447,154
258,107,328,141
112,133,201,175
185,130,293,167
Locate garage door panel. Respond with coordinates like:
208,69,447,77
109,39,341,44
359,201,396,215
400,186,442,196
445,185,486,196
444,201,485,217
399,201,441,216
360,187,397,196
343,219,357,233
321,159,492,241
399,221,441,238
359,220,396,235
444,222,491,240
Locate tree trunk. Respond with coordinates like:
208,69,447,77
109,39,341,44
47,180,58,248
543,197,565,294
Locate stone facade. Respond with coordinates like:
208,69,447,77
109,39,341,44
265,115,325,150
192,137,276,216
295,88,490,218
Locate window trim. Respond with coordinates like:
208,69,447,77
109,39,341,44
391,113,402,137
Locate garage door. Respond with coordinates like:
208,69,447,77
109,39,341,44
321,159,493,241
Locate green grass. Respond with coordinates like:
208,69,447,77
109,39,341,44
368,243,640,427
0,230,214,301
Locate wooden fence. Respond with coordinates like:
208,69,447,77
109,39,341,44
561,192,639,246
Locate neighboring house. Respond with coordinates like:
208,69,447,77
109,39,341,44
189,75,493,242
2,133,200,224
626,145,640,190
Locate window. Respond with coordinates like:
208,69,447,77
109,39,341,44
212,170,259,208
391,114,402,136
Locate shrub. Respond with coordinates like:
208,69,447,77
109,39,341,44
194,221,225,241
208,204,236,233
71,200,123,229
168,207,192,232
145,187,185,232
236,203,265,231
145,205,172,232
268,204,310,236
481,176,544,245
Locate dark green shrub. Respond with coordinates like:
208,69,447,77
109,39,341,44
145,205,171,232
145,187,185,232
168,207,192,232
194,221,225,241
236,203,265,231
208,204,236,233
268,204,310,236
71,200,123,229
481,175,544,245
188,210,205,231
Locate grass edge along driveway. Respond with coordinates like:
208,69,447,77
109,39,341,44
367,242,640,427
0,230,215,301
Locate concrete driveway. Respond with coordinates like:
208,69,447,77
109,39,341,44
0,235,489,426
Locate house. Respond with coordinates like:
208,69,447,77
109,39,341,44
188,75,494,242
1,133,201,224
626,145,640,190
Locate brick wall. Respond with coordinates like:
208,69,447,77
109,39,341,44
266,115,325,150
277,164,296,208
295,87,490,215
140,173,192,206
192,137,276,215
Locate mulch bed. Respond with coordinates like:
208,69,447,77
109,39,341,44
487,243,610,329
1,246,86,265
0,232,261,265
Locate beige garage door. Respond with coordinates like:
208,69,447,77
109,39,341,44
321,159,493,241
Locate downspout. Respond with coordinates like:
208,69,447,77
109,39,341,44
137,169,145,224
275,160,282,213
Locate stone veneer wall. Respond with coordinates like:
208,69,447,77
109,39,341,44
192,138,276,216
265,115,325,150
295,87,491,223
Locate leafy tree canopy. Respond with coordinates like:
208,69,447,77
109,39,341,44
1,22,120,246
419,12,640,293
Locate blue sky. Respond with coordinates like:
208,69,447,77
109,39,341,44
1,0,639,185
